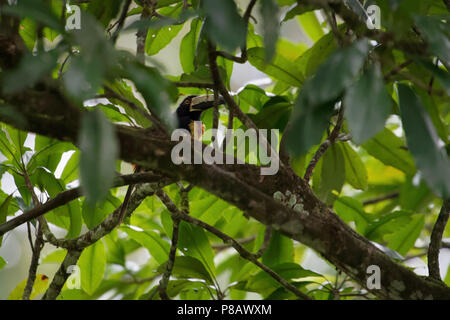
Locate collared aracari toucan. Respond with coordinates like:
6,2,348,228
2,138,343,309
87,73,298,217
118,94,225,222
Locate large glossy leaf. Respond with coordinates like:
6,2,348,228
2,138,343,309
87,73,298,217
340,142,368,190
177,222,216,279
384,213,425,256
180,19,202,74
247,47,304,87
398,85,450,198
344,64,392,144
122,226,170,265
362,128,416,175
315,144,346,205
190,195,229,226
145,4,184,55
78,240,106,296
303,39,370,105
78,109,118,206
202,0,246,52
285,91,335,156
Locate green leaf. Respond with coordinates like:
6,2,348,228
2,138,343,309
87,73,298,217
304,39,370,105
334,196,371,234
413,15,450,64
247,47,304,87
2,0,65,34
157,256,213,284
384,214,425,256
237,84,269,112
296,30,336,77
398,85,450,198
316,144,346,205
364,210,413,241
82,193,120,230
32,168,82,238
190,195,229,226
260,0,280,62
362,128,416,175
248,100,292,131
202,0,246,52
42,249,67,264
78,109,119,206
88,0,123,27
297,11,324,42
60,151,79,184
0,256,5,270
180,19,202,74
0,195,12,246
8,274,50,300
177,222,216,278
19,18,37,50
122,226,170,265
262,230,294,267
340,143,368,190
78,240,106,296
285,91,335,156
145,5,184,55
344,63,392,144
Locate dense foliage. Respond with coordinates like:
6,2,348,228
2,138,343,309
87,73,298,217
0,0,449,300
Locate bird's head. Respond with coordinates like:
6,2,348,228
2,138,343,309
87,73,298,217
176,95,225,135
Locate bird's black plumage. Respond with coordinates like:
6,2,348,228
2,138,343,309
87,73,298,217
176,95,225,132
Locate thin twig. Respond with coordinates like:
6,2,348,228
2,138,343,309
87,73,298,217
111,0,132,44
304,107,344,182
158,217,180,300
383,59,413,81
362,191,399,206
22,171,45,300
254,226,272,258
173,82,215,89
428,199,450,281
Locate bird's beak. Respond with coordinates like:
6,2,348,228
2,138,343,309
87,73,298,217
189,95,225,112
